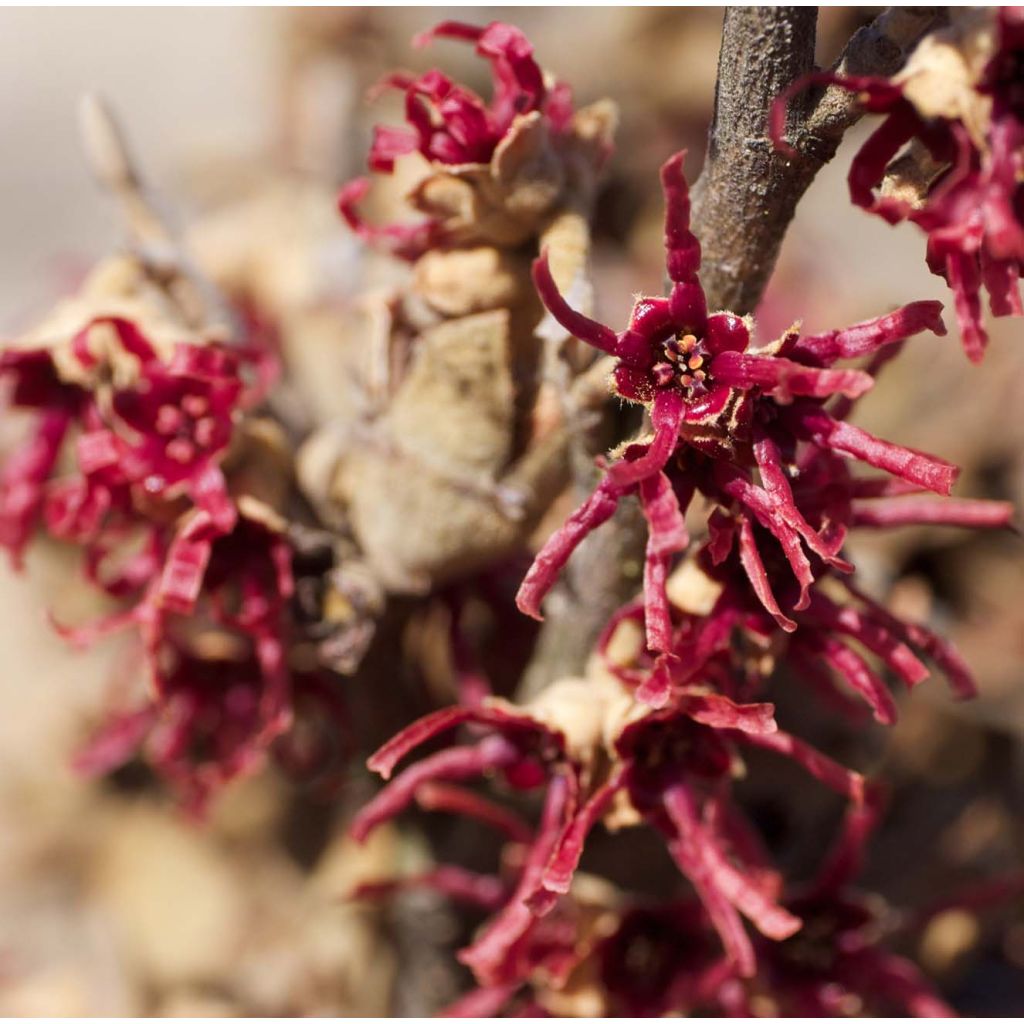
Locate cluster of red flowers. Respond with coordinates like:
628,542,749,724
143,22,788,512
518,152,1011,709
375,801,963,1017
0,315,324,811
337,19,1017,1015
1,12,1018,1014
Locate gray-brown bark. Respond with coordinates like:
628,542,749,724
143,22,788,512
692,6,943,314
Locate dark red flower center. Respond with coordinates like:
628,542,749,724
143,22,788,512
986,36,1024,117
774,897,871,976
624,716,732,798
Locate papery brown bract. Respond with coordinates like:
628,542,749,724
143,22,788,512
319,309,567,593
307,21,616,596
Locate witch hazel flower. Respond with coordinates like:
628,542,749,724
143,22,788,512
581,898,733,1017
538,697,867,978
349,679,606,985
351,667,866,980
0,314,275,578
773,8,1024,361
84,319,275,529
469,893,738,1017
366,21,572,174
68,497,300,811
621,442,1014,718
339,20,615,256
375,871,733,1017
718,800,956,1017
74,641,284,814
519,149,959,675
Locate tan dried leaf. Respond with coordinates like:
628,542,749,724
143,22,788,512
896,8,996,149
413,246,527,319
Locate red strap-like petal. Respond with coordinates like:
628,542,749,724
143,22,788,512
531,251,618,354
516,477,624,620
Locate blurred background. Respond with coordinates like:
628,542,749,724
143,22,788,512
0,7,1022,1015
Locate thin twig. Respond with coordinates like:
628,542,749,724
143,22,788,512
691,6,943,315
78,92,237,336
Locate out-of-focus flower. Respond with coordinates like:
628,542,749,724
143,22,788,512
0,252,357,809
366,21,572,173
721,803,956,1016
0,311,274,573
64,499,297,810
773,8,1024,361
0,348,88,566
371,870,734,1018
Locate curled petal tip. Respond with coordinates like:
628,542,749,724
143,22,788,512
338,176,371,205
348,819,372,844
659,148,687,179
366,751,394,780
516,604,544,624
413,20,483,50
337,177,372,225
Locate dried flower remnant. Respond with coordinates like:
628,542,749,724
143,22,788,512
520,150,959,669
773,8,1024,361
304,20,616,594
338,20,612,255
289,527,387,677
